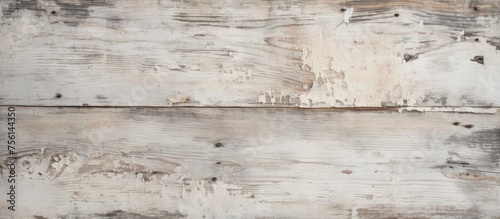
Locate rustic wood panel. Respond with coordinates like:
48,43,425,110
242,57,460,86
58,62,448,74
1,0,500,107
0,107,499,218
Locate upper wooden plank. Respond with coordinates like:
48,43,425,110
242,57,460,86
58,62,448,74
1,0,499,107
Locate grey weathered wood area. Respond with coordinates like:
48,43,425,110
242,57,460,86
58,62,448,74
0,107,499,218
1,0,500,218
0,0,500,107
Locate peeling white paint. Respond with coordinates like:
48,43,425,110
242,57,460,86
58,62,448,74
343,7,354,24
177,180,270,219
401,107,498,114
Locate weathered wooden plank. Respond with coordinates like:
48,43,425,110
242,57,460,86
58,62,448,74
0,107,499,218
1,0,500,107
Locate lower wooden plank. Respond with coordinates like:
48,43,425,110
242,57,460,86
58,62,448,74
0,107,499,218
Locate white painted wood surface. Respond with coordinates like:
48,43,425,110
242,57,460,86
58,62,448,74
0,107,499,218
1,0,500,218
1,0,500,107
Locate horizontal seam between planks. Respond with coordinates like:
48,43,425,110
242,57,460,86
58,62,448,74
0,105,499,112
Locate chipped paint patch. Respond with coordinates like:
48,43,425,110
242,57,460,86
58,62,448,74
299,29,425,107
343,7,354,24
177,180,270,219
401,107,498,114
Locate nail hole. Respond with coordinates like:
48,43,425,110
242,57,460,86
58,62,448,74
211,177,217,182
55,93,62,98
340,8,346,12
452,122,460,126
470,55,484,65
466,173,469,176
394,13,399,17
473,6,479,11
51,11,57,15
216,162,221,164
403,54,419,62
475,38,479,42
463,124,473,129
214,142,224,148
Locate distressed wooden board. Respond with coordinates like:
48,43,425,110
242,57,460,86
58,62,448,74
1,0,500,107
0,107,499,218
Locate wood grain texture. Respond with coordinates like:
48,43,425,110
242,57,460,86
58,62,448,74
0,107,499,218
1,0,500,107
